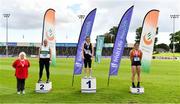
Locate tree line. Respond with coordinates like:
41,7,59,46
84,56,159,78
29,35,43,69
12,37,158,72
103,26,180,52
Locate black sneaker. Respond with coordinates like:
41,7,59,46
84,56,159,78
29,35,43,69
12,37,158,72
132,82,136,88
137,82,140,88
46,79,50,83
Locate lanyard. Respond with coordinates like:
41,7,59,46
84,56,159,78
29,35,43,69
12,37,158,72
20,60,25,67
86,43,90,49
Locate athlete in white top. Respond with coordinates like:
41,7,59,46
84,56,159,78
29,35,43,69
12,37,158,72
38,39,52,83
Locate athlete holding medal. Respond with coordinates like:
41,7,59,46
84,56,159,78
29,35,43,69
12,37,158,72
130,43,143,88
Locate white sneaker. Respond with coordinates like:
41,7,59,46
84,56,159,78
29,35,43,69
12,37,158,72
38,79,42,83
22,90,25,94
84,76,88,78
17,92,20,94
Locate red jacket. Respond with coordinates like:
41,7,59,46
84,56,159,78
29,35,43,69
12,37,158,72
12,59,30,79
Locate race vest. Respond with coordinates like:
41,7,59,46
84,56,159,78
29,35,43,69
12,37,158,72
131,49,142,62
84,42,92,58
40,45,50,58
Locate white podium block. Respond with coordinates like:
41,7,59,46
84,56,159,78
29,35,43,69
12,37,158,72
130,87,144,94
35,82,52,93
81,78,96,93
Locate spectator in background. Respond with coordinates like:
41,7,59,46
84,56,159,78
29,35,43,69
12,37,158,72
12,52,30,94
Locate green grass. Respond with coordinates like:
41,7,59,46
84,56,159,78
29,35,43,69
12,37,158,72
0,58,180,103
153,52,180,57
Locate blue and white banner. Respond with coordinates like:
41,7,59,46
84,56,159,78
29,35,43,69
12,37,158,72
109,6,134,76
73,8,97,75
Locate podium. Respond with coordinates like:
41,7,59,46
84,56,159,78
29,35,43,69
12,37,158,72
130,87,144,94
35,82,52,93
81,78,96,93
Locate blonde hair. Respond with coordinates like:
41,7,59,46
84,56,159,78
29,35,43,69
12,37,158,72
18,52,27,59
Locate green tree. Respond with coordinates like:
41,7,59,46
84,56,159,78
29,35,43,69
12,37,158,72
156,43,170,51
104,32,112,43
109,26,118,36
169,31,180,52
135,27,142,43
103,26,127,43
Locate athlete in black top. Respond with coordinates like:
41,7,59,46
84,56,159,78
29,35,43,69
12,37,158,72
82,36,94,78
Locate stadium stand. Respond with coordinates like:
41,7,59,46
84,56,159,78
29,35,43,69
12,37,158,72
0,42,133,57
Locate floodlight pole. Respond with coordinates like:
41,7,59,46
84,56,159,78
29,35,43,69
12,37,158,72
170,14,179,56
3,14,10,57
78,14,85,26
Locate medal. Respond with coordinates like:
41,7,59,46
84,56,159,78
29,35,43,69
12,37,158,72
20,60,25,67
134,50,140,61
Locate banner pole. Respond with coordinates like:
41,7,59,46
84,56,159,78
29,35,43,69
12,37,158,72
72,73,75,87
107,74,110,86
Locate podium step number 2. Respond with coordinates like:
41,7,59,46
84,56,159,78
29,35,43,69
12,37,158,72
81,78,96,93
35,82,52,93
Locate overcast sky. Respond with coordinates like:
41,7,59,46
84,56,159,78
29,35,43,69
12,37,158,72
0,0,180,44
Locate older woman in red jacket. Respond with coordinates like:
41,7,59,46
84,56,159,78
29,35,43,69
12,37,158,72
12,52,30,94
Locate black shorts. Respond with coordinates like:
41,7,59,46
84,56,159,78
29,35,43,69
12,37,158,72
39,58,50,62
84,58,92,68
131,61,141,66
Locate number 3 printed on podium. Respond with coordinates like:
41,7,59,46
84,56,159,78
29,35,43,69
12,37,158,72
137,88,140,92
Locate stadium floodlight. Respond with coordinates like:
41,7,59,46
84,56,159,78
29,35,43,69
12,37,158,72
78,14,85,25
3,13,10,57
170,14,179,55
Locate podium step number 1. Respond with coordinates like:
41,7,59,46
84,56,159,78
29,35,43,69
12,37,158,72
35,82,52,93
81,78,96,93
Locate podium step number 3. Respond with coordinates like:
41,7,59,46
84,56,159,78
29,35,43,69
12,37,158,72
81,78,96,93
35,82,52,93
130,87,144,94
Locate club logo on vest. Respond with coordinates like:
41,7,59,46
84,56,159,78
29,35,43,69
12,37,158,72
143,32,153,45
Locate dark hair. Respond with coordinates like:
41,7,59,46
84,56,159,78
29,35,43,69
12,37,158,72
134,42,139,46
86,36,90,39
